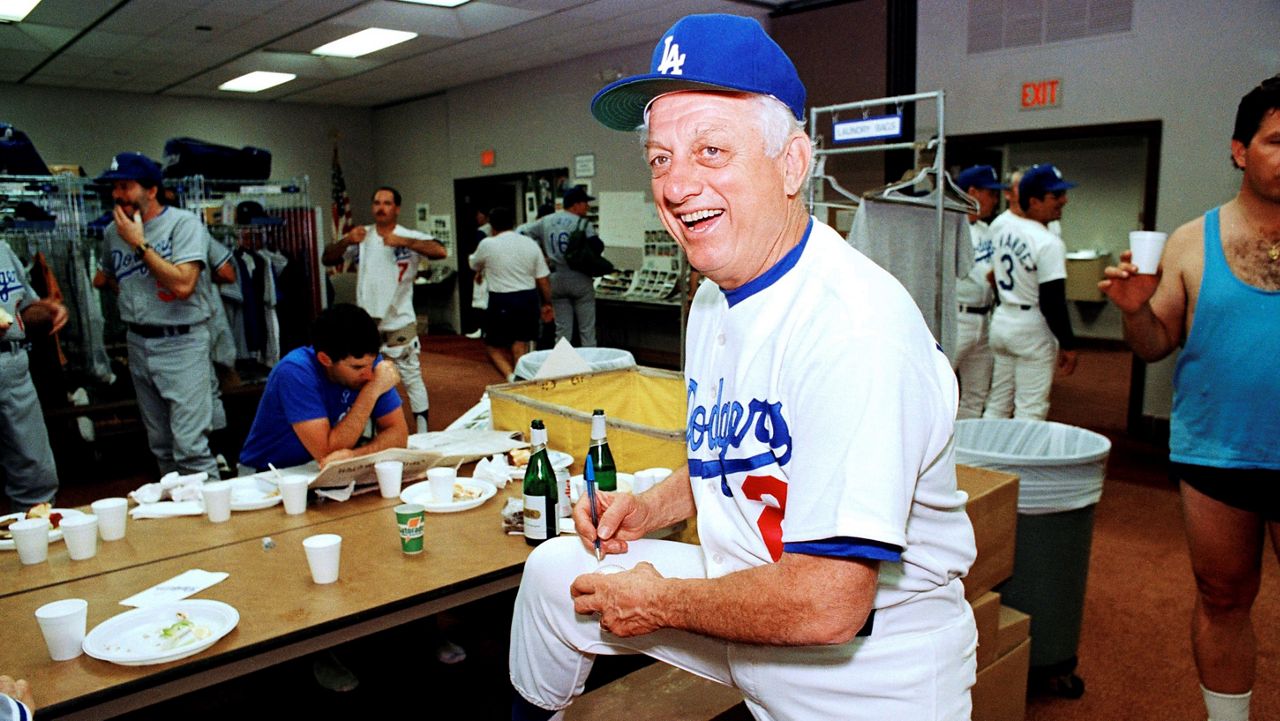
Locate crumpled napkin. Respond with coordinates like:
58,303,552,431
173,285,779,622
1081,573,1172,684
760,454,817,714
316,482,357,502
129,470,209,505
129,501,204,519
473,455,511,489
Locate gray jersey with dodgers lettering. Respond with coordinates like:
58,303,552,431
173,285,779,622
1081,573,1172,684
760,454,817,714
99,206,211,326
0,240,36,342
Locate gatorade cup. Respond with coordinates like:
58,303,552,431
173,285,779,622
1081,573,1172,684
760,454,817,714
395,503,426,555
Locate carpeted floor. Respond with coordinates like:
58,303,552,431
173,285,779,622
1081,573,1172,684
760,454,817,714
43,338,1280,720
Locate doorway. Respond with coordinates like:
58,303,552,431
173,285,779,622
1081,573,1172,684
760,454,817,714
453,167,568,334
948,121,1162,437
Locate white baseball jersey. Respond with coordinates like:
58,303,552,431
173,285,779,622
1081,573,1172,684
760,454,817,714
345,223,437,331
684,218,975,609
956,220,994,307
990,214,1066,309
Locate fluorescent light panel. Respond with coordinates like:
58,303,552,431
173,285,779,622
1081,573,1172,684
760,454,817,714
396,0,470,7
219,71,296,93
312,28,417,58
0,0,42,22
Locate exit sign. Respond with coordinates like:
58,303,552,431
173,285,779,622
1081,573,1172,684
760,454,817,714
1020,79,1062,110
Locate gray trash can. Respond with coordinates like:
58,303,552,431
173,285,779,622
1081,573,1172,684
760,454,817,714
955,419,1111,695
513,347,636,381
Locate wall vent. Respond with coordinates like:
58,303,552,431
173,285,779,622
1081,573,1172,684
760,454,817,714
967,0,1133,53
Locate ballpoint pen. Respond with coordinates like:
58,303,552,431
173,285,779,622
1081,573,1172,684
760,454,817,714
585,455,603,562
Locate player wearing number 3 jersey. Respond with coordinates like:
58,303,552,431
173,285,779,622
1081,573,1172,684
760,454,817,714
984,164,1079,420
509,15,978,721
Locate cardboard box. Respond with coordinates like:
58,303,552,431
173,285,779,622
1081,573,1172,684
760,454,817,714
997,604,1031,659
972,591,1002,671
972,638,1030,721
1065,254,1112,302
958,465,1019,600
489,366,686,474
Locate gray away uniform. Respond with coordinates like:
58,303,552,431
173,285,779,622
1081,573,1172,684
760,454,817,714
100,206,219,478
0,241,59,510
517,211,600,347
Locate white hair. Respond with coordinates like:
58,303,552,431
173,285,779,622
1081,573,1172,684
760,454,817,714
640,91,814,194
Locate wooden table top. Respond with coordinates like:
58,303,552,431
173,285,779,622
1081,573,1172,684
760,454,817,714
1,486,410,599
2,482,534,717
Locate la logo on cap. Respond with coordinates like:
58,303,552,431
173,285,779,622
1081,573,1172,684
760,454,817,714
110,158,120,171
656,35,685,75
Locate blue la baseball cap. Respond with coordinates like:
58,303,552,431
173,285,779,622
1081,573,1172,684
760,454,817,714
1018,163,1076,199
95,152,163,184
591,14,805,131
955,165,1007,191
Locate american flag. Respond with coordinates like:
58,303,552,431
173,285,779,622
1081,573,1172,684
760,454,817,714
330,145,354,242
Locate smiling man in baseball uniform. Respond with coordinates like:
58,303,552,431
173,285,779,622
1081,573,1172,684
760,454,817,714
508,14,977,721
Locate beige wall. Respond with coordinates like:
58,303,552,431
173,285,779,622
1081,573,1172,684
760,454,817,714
1,83,375,216
918,0,1280,419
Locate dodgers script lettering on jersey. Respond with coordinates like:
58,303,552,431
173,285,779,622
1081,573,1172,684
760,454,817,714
687,376,793,561
0,268,22,303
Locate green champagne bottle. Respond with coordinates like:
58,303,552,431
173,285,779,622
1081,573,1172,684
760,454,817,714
588,409,618,492
523,419,559,546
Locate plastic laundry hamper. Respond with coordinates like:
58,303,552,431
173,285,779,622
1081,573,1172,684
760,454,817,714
513,347,636,380
955,419,1111,694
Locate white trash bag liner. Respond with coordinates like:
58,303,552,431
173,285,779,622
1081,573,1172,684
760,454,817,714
955,419,1110,515
514,347,636,380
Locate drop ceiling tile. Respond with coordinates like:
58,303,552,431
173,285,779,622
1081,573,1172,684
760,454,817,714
61,30,146,59
0,48,45,81
94,0,210,36
24,0,120,27
0,23,77,51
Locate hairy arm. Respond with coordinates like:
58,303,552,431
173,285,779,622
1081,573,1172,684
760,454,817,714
1099,221,1194,362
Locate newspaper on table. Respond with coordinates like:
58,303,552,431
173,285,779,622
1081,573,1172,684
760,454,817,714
310,448,466,489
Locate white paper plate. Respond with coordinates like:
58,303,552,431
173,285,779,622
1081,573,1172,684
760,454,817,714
229,477,281,511
569,473,634,504
0,508,84,551
400,478,497,513
83,600,239,666
507,449,574,480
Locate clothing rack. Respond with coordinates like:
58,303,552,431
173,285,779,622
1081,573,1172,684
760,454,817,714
807,90,971,356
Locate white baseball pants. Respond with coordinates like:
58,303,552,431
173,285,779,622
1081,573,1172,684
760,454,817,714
952,310,994,420
983,306,1058,421
509,536,977,721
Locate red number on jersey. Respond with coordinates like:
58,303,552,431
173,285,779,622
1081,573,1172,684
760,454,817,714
740,474,788,562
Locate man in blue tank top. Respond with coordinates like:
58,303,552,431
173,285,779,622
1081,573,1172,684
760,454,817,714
1100,75,1280,721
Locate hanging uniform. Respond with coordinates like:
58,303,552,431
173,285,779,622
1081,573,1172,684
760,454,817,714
0,240,59,509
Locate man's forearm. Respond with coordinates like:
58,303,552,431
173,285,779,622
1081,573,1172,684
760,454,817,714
326,386,382,450
142,255,199,298
346,423,409,458
654,555,877,646
322,238,352,266
409,237,447,259
1122,303,1179,362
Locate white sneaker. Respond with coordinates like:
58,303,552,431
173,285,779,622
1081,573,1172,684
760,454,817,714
464,329,483,339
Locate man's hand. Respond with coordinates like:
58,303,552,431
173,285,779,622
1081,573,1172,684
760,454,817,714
570,562,667,637
112,205,145,249
574,491,652,556
1058,349,1078,375
319,448,356,468
1098,250,1160,314
0,307,11,337
382,232,408,248
0,674,34,712
540,303,555,324
370,360,400,395
345,226,368,245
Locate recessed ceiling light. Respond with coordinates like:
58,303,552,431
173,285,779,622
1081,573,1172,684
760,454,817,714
0,0,42,23
311,28,417,58
396,0,470,7
218,71,296,93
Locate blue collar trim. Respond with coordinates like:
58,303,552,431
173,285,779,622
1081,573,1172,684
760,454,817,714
722,217,812,308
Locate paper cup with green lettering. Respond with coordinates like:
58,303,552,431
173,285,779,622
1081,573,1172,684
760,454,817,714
1129,231,1168,274
394,503,426,554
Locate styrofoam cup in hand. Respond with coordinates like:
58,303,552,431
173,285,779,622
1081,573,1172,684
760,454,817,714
11,517,50,565
303,533,342,584
427,467,456,504
60,514,99,561
279,476,309,515
1129,231,1168,274
375,461,404,499
90,497,128,541
35,598,88,661
203,481,232,523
